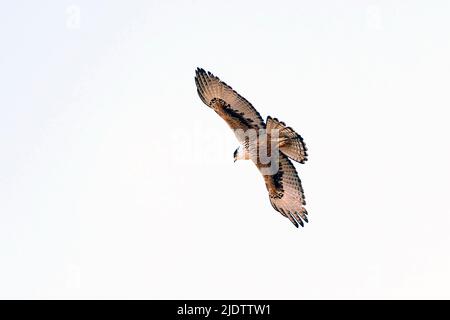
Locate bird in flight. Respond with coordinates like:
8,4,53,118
194,68,309,228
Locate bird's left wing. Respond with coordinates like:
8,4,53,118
195,68,265,143
261,153,308,228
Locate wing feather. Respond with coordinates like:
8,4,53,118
260,153,307,228
195,68,265,135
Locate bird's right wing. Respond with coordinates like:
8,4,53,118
195,68,265,143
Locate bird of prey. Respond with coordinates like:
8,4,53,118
194,68,309,228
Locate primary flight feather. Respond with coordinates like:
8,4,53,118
194,68,309,228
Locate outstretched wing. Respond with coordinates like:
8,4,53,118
195,68,265,142
261,153,308,228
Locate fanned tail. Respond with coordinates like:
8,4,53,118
266,116,308,164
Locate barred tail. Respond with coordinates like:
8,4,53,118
266,116,308,164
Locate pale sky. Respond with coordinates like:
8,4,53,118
1,1,449,299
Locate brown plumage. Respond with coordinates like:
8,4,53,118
195,68,309,228
266,116,308,164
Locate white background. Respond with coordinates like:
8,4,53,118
1,1,449,299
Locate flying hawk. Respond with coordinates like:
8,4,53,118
194,68,309,228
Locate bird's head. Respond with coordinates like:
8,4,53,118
233,146,246,163
233,147,239,163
